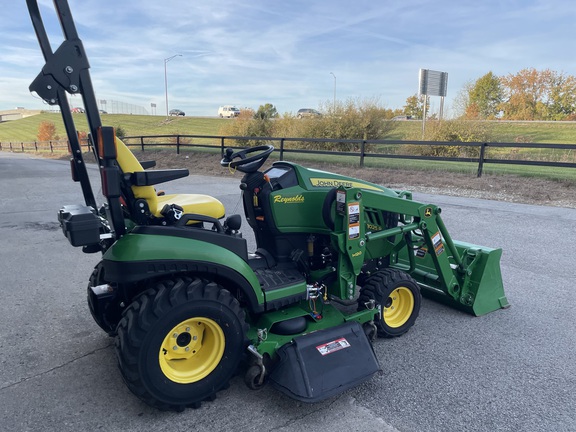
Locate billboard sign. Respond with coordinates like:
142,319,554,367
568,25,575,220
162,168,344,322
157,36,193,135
419,69,448,97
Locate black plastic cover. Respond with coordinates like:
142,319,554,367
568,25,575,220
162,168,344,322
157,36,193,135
130,169,189,186
269,321,380,402
58,204,101,247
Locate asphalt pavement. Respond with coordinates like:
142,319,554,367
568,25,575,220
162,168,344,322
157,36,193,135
0,151,574,432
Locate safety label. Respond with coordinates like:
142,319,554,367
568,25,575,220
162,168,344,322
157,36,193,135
348,202,360,239
348,202,360,223
414,246,427,258
349,225,360,239
432,231,445,256
316,337,351,356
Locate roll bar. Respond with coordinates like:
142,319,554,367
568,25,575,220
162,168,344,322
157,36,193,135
26,0,126,238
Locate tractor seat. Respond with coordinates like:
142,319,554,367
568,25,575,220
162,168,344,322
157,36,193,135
156,193,224,219
115,137,225,221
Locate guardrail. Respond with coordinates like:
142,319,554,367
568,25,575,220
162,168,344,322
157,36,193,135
2,134,575,177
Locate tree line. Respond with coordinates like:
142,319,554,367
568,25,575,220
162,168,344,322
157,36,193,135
458,68,576,121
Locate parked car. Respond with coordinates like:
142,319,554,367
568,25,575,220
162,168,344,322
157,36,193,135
169,109,185,116
99,110,107,114
71,107,85,113
297,108,321,119
218,105,240,118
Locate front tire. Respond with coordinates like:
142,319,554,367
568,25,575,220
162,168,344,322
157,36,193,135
358,269,421,338
115,277,248,411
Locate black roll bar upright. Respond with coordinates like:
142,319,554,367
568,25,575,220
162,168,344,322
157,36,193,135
26,0,126,238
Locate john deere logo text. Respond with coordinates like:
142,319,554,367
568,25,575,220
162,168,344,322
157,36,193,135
310,178,381,191
274,194,305,204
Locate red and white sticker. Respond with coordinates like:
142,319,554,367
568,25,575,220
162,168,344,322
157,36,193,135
316,337,351,356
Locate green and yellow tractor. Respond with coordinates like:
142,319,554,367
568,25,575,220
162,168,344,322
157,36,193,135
27,0,508,411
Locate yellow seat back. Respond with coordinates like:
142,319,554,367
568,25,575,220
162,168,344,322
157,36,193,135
114,137,159,209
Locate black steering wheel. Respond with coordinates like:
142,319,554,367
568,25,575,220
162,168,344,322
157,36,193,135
220,144,274,173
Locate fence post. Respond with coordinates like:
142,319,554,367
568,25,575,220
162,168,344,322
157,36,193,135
10,142,13,151
21,142,24,152
50,141,53,153
176,135,180,155
220,137,225,157
477,142,487,177
34,141,38,151
360,140,366,167
140,136,145,151
280,138,285,161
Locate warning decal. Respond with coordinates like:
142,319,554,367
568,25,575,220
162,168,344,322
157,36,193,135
316,338,351,356
348,202,360,239
349,225,360,239
348,202,360,223
431,231,445,256
414,246,427,258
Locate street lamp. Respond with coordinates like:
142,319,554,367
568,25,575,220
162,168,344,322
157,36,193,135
164,54,182,116
330,72,336,112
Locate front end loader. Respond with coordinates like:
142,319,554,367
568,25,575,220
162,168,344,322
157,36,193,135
27,0,508,411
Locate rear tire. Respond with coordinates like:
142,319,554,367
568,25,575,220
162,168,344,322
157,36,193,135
358,269,421,338
115,277,248,411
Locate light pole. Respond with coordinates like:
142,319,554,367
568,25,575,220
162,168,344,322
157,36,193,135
330,72,336,112
164,54,182,116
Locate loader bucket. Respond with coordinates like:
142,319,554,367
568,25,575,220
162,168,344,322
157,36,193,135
398,240,509,316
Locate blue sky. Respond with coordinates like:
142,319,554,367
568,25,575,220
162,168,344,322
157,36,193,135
2,0,576,117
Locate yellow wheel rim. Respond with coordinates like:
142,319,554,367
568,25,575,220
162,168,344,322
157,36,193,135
383,287,414,328
159,317,225,384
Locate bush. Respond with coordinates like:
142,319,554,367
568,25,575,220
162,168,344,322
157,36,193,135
404,120,493,158
115,125,126,139
217,98,399,151
218,110,274,146
37,121,59,142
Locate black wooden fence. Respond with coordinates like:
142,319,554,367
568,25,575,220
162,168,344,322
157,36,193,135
2,134,576,178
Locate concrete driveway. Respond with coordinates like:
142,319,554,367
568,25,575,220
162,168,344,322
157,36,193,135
0,151,574,432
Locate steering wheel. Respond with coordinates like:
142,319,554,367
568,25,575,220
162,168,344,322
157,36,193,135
220,144,274,173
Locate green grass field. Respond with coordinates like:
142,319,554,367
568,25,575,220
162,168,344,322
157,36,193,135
3,113,576,144
0,113,230,142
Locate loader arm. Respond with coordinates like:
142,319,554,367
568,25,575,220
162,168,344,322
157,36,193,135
331,186,508,316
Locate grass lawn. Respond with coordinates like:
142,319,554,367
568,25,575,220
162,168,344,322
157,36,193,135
0,113,230,143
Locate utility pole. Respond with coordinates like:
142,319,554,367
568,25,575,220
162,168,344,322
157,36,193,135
164,54,182,116
330,72,336,112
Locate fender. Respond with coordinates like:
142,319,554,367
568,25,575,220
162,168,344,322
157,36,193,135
102,230,265,312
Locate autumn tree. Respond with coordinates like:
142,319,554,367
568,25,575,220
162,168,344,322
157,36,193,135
37,121,59,141
500,68,576,120
500,68,547,120
466,72,503,119
403,94,428,119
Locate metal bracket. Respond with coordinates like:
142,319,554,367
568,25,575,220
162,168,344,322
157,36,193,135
29,39,90,103
247,345,266,386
